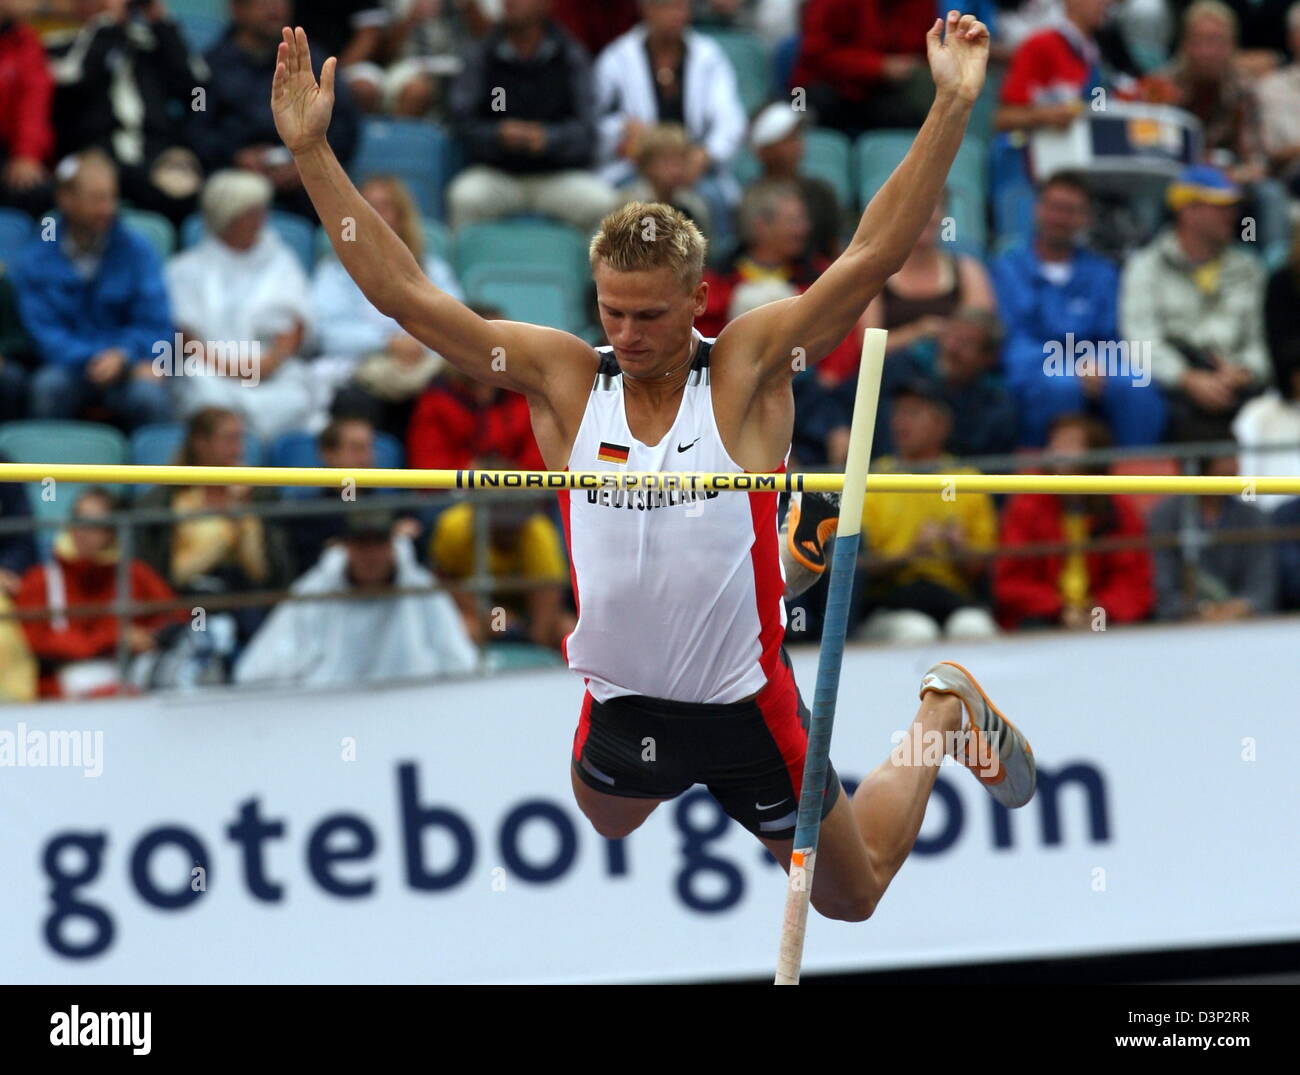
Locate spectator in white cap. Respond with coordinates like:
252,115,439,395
749,101,843,259
164,169,320,440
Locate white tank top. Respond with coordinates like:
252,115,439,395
558,331,789,704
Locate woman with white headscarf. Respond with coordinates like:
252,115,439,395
164,169,319,440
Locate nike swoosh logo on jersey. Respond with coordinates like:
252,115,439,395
676,437,702,453
755,799,788,811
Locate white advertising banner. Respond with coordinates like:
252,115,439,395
2,620,1297,983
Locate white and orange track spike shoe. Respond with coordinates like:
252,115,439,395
919,661,1037,808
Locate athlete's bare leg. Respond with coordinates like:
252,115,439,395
759,690,963,921
570,764,666,839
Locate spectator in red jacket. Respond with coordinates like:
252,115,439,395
994,413,1154,630
0,0,55,217
407,342,545,471
791,0,936,136
15,486,178,698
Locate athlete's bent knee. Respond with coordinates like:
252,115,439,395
812,890,878,923
584,815,644,840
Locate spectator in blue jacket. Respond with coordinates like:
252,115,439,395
991,171,1167,449
189,0,360,221
0,456,37,599
12,150,173,430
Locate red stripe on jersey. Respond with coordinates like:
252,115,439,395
572,687,594,761
748,461,787,687
748,462,804,796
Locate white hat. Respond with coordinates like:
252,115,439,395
200,169,274,238
749,103,802,150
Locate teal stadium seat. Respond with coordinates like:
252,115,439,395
700,29,770,116
454,218,590,282
0,207,35,269
119,208,176,259
857,131,987,253
0,421,130,555
350,119,452,220
168,0,227,16
176,13,224,53
486,642,565,671
732,128,854,205
271,429,401,470
462,264,584,334
315,216,451,266
803,128,854,209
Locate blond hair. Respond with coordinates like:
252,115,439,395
636,122,690,167
1182,0,1238,39
360,175,425,262
589,201,707,290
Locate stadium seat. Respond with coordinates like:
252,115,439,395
454,218,589,283
267,211,315,273
729,127,853,219
130,422,263,467
0,207,35,269
181,209,316,272
169,0,227,16
461,264,584,334
0,420,130,555
269,428,403,474
266,428,397,496
120,208,176,259
175,13,224,53
314,216,451,266
350,118,451,219
485,642,566,671
699,28,770,116
857,131,988,252
803,128,854,209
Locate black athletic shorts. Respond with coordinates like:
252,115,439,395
571,649,841,841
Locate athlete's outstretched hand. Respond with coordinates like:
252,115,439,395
926,10,990,104
271,26,336,156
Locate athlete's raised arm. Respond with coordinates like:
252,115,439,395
717,11,990,380
270,26,591,399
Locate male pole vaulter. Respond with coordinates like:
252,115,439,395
272,10,1035,923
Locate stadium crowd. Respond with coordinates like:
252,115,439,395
2,0,1300,700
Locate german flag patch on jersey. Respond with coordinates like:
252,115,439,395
597,441,630,466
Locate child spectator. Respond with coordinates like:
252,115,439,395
618,123,712,234
15,486,177,698
994,414,1155,630
407,310,546,471
854,378,1000,643
135,408,292,645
